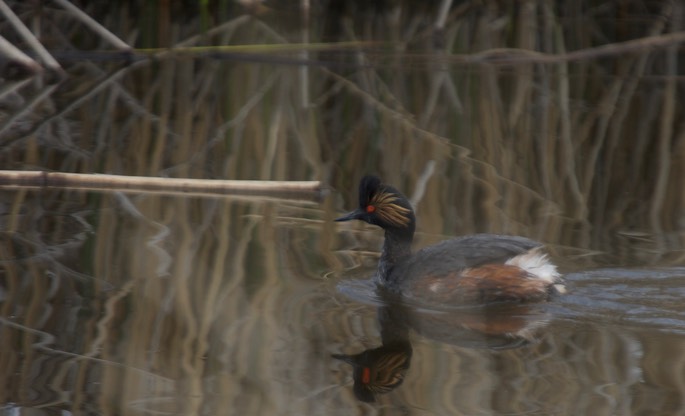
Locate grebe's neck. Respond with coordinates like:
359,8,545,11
377,229,413,284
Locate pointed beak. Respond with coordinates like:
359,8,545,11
331,353,357,365
335,209,363,222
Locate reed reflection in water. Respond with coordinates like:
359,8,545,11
2,186,685,414
0,188,350,415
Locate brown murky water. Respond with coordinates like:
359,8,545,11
1,188,684,415
1,2,685,415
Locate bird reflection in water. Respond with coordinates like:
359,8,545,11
332,293,413,403
332,288,551,402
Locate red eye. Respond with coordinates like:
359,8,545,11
366,205,376,213
362,367,371,384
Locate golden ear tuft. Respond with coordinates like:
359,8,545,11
369,191,411,227
366,350,410,394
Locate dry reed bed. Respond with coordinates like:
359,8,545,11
0,1,684,414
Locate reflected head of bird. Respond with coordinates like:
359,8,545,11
332,342,412,403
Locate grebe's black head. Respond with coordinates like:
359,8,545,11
335,175,415,236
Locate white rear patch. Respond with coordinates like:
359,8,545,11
505,248,564,291
429,282,442,293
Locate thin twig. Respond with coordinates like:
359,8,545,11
52,0,131,50
0,67,128,148
651,4,679,234
0,34,41,73
0,83,59,138
299,0,310,108
435,0,453,30
0,0,61,70
403,30,685,65
410,160,436,209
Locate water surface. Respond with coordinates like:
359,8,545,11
2,188,684,415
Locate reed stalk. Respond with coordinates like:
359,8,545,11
52,0,131,50
0,171,323,200
0,34,41,74
0,0,61,71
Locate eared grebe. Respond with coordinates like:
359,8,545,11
336,175,565,304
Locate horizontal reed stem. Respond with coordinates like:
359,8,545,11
0,170,324,201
